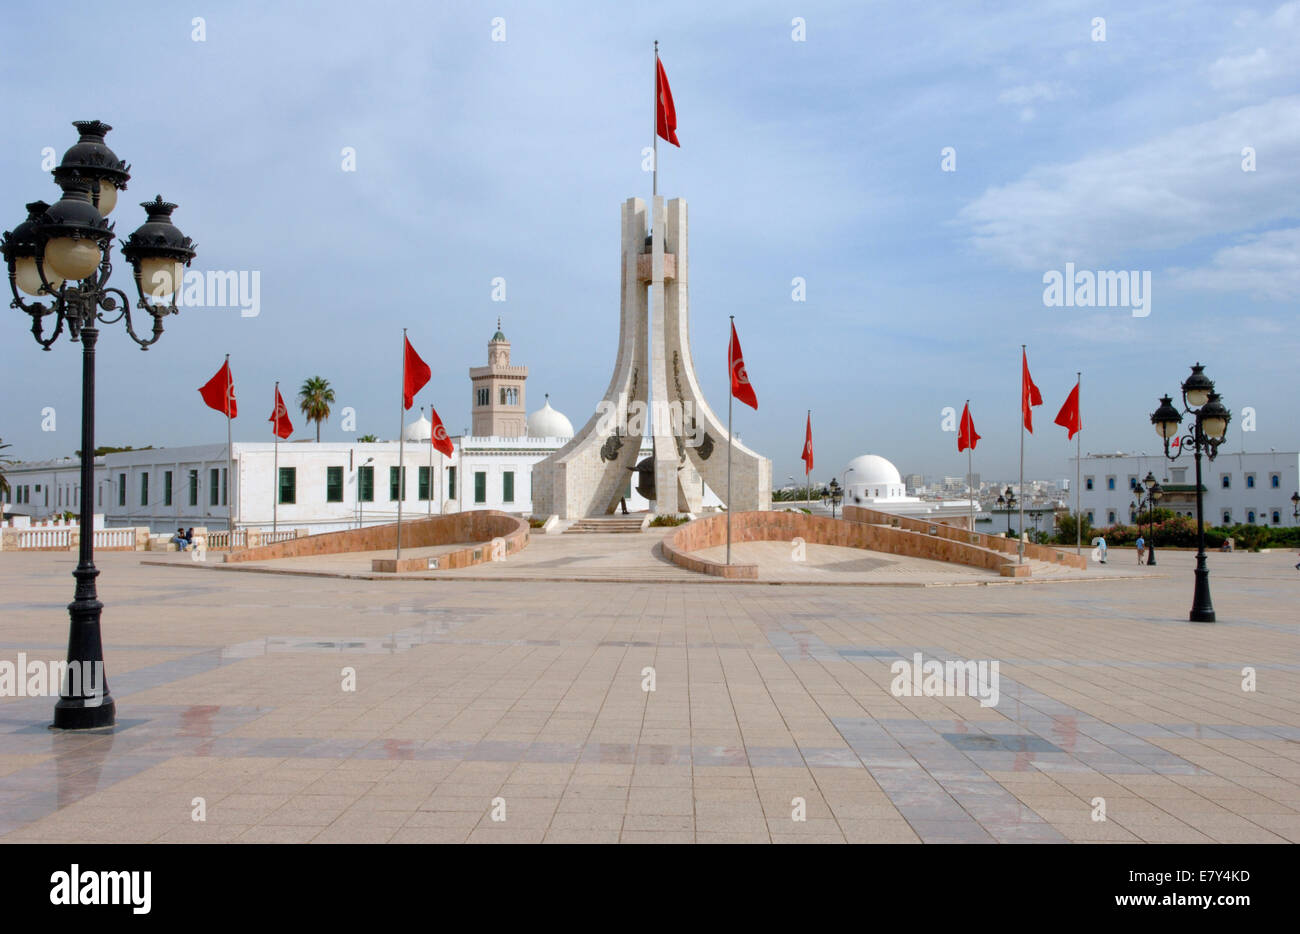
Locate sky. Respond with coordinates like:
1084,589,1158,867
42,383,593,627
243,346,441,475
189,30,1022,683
2,0,1297,485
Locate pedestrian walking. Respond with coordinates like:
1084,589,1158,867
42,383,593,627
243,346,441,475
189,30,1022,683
1136,535,1146,565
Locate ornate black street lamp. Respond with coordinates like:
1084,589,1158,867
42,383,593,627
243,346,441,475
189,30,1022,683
1291,491,1299,523
1130,471,1163,566
996,486,1016,536
1150,364,1230,623
2,121,197,729
827,477,843,519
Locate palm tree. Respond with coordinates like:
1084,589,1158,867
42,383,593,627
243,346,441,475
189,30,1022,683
298,377,336,442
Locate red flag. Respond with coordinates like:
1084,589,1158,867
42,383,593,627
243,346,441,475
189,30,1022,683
268,386,293,439
428,405,454,458
1054,380,1081,440
198,360,237,418
1021,348,1042,432
801,412,814,473
655,56,680,147
403,336,431,410
728,321,757,410
958,402,980,452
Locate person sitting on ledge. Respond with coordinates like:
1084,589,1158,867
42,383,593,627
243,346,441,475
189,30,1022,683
171,527,190,550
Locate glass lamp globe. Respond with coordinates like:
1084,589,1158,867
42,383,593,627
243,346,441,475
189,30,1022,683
44,237,102,281
15,256,64,296
95,181,119,216
139,256,184,299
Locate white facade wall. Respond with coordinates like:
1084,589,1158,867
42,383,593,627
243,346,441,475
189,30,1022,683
3,436,694,533
1076,451,1300,528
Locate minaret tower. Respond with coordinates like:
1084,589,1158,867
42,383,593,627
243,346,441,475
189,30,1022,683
469,318,528,437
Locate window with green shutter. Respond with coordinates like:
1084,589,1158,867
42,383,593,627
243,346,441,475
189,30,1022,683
474,471,486,504
326,466,343,502
503,471,514,503
278,467,296,504
358,465,374,502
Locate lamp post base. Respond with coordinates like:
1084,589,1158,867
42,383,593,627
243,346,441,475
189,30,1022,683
52,697,117,730
1190,559,1215,623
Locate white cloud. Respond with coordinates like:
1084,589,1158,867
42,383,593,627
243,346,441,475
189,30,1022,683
1171,227,1300,300
1208,2,1300,92
956,96,1300,269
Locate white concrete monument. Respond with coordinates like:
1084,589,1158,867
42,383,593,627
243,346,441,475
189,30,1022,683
532,196,772,518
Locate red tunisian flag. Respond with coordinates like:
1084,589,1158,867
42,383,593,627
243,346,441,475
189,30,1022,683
199,360,237,418
428,404,454,458
958,402,981,452
268,386,293,439
656,56,680,147
801,412,814,473
728,321,757,410
403,336,431,410
1054,379,1081,440
1021,348,1043,432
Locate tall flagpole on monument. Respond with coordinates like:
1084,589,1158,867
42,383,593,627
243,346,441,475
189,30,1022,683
806,409,812,508
652,40,659,198
396,329,407,561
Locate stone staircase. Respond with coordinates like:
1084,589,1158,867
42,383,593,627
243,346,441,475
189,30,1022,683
564,516,647,534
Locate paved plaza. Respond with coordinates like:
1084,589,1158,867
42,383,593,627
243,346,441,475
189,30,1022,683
1,539,1297,844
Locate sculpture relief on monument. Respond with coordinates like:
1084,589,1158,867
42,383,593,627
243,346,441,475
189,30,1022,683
531,195,772,518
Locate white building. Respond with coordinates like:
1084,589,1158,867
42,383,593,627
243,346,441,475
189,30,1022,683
1,325,703,532
1076,450,1300,528
842,454,976,524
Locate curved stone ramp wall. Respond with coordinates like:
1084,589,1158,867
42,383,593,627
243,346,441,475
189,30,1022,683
223,511,529,571
662,511,1027,580
843,506,1086,569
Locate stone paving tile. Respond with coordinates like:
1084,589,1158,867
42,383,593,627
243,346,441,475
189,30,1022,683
1,549,1297,843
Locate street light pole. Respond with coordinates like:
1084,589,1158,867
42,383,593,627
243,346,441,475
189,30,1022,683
3,121,197,730
1151,364,1231,623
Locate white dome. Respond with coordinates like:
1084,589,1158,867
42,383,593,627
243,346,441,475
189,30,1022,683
844,454,908,503
527,398,574,438
845,454,902,486
403,415,431,442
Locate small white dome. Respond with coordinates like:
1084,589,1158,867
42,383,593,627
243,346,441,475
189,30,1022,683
404,415,432,442
845,454,902,486
844,454,908,503
527,397,574,438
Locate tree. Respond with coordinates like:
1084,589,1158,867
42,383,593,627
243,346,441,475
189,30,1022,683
1055,511,1092,546
298,376,336,442
356,434,378,443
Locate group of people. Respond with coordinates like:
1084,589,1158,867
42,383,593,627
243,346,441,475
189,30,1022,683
171,527,197,551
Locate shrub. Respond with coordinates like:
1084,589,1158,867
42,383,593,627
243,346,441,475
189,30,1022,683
648,515,688,527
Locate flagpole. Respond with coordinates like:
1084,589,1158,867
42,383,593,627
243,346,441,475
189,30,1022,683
726,316,734,566
966,399,974,535
806,409,811,507
1018,345,1026,564
397,330,406,560
273,380,279,536
425,407,433,517
225,353,234,539
1076,371,1082,555
652,40,659,198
